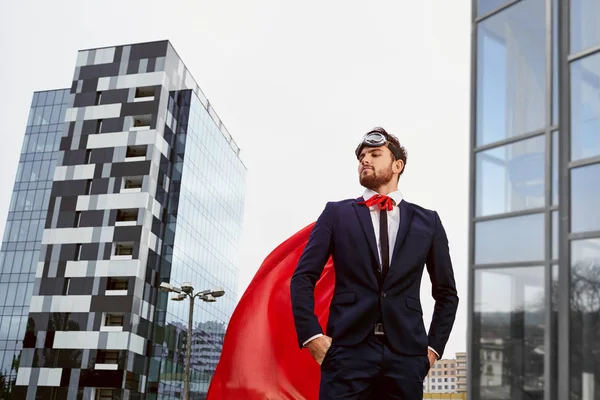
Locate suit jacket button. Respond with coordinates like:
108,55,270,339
381,292,386,298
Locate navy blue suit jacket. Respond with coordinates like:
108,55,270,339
290,197,458,358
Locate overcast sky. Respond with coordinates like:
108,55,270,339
0,0,471,357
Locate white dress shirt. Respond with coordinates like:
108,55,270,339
362,188,402,270
303,189,439,358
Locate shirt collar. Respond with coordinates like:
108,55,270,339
362,188,403,207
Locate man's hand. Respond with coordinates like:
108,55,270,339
305,335,333,365
427,348,438,369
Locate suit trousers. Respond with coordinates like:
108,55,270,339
319,332,430,400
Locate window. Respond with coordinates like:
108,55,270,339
125,371,139,391
571,164,600,233
75,244,82,261
104,314,124,327
571,52,600,161
552,131,558,205
74,211,81,228
134,87,155,102
116,209,138,226
125,145,147,161
475,213,545,264
96,119,103,134
113,242,133,257
552,211,559,262
85,149,91,164
474,266,545,397
85,180,93,195
570,239,600,399
122,176,142,191
131,115,151,130
96,350,119,364
571,0,600,52
107,278,128,291
63,278,70,295
96,389,114,400
95,92,102,105
476,0,546,146
477,0,514,17
101,313,124,332
476,135,545,216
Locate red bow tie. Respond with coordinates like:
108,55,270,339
359,194,394,211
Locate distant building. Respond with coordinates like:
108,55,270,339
424,352,467,394
423,394,466,400
455,351,467,393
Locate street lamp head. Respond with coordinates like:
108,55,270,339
201,294,217,303
171,293,187,301
181,282,194,294
209,287,225,298
160,282,177,293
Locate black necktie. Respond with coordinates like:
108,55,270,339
379,209,390,279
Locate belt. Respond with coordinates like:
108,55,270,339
374,322,385,336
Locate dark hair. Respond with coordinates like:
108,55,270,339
368,127,407,176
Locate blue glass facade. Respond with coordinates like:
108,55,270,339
149,90,245,399
0,89,68,396
471,0,600,398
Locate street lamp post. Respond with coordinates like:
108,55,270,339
159,282,225,400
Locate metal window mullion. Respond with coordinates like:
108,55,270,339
474,207,547,222
557,0,571,398
467,0,479,395
568,42,600,62
569,230,600,241
474,127,546,152
473,260,545,269
568,154,600,169
544,0,556,396
475,0,523,23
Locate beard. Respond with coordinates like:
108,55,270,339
359,163,394,191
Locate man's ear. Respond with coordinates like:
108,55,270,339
393,159,405,175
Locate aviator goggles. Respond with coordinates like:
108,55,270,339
355,131,402,160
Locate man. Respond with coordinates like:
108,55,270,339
290,128,458,399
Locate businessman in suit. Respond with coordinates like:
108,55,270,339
290,127,458,399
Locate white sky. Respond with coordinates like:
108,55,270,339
0,0,471,358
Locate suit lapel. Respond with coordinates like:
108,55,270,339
352,199,381,267
391,199,414,264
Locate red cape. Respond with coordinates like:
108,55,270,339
206,222,334,400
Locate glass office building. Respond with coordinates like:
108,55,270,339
0,89,69,398
469,0,600,399
0,41,246,399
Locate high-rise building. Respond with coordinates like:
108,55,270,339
455,352,467,394
0,40,246,399
469,1,600,399
423,352,467,394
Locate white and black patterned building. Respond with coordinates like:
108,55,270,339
0,40,246,399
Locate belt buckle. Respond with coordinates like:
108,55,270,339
374,323,385,336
